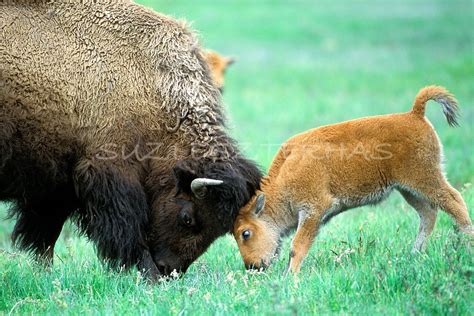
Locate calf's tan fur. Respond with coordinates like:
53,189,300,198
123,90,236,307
233,86,473,273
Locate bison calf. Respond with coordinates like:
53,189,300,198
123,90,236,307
233,86,473,274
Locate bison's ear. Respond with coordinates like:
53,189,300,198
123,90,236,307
172,161,223,199
173,162,198,196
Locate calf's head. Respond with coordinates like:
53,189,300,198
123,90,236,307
233,192,280,270
147,158,261,276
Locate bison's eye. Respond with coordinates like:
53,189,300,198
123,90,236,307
180,211,194,227
242,230,251,241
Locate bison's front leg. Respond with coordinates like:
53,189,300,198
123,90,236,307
137,248,160,281
10,186,77,267
73,158,157,277
11,200,70,266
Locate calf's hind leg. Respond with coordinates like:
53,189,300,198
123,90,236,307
435,181,473,236
398,189,438,253
403,175,473,237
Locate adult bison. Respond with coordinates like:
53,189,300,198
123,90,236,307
0,0,261,278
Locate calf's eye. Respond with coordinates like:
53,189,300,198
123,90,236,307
242,230,251,241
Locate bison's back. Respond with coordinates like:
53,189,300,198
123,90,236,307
1,1,220,150
2,1,165,146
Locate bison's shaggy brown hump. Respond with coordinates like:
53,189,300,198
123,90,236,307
1,0,227,158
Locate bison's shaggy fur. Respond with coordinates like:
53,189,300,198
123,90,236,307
0,0,261,277
233,86,473,274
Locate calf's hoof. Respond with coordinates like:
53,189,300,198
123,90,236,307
459,225,474,237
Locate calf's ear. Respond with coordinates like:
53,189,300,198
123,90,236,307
255,193,266,216
225,57,236,66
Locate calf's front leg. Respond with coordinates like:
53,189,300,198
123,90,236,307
286,206,323,274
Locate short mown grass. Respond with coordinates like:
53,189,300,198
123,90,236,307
1,0,473,314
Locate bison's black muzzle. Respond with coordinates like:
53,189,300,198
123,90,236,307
152,248,189,278
155,260,186,277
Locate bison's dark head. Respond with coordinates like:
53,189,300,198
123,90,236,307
146,157,261,276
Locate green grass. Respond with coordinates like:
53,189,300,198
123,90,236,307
1,0,473,314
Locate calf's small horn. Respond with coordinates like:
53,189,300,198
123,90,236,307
191,178,223,198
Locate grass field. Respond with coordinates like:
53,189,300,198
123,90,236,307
1,0,473,314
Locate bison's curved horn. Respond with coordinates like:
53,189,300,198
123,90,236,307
190,178,223,199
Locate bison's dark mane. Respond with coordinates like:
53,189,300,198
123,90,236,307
5,156,149,269
72,160,150,268
174,156,262,231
